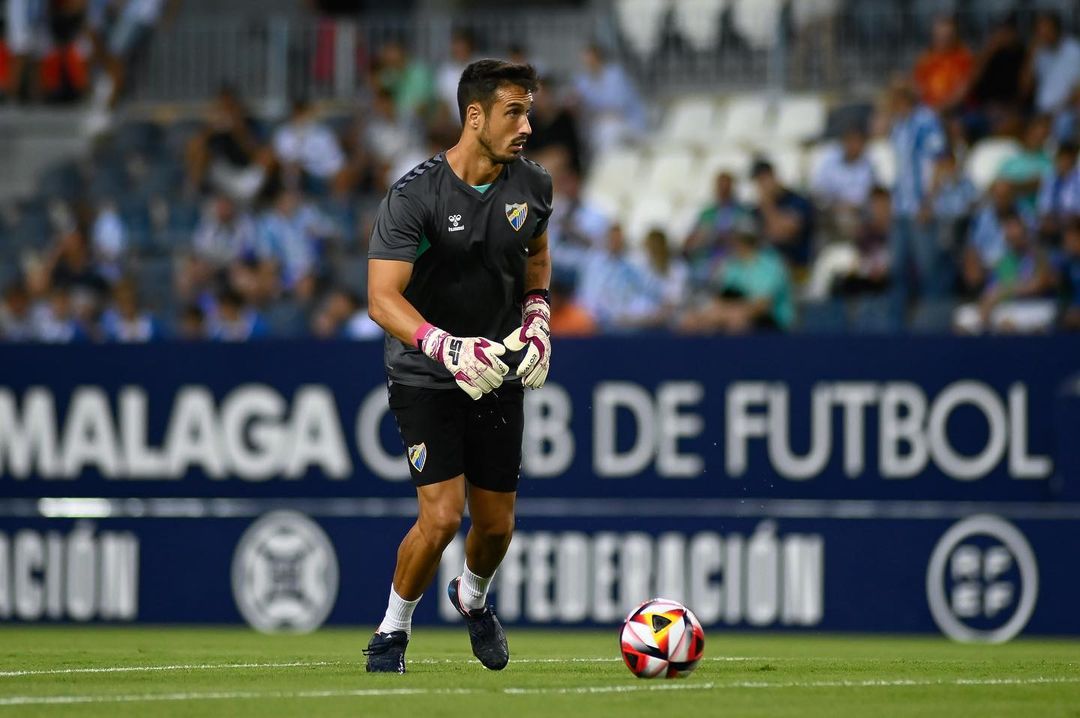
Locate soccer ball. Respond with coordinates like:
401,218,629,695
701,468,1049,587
619,598,705,679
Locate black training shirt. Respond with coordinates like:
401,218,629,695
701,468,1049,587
368,152,553,389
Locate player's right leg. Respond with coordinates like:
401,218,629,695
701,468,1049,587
365,476,465,673
366,383,467,674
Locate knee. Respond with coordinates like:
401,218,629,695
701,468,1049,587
471,513,515,545
419,508,462,546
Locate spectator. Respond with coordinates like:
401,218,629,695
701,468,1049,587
31,286,87,343
255,188,337,302
311,288,382,340
679,215,794,334
100,279,160,342
356,87,422,189
925,150,978,262
1038,141,1080,241
954,210,1057,334
572,43,647,156
41,0,89,103
0,280,35,342
435,28,476,124
684,172,744,286
4,0,47,101
810,126,876,210
272,97,348,196
576,224,660,330
186,87,272,202
964,178,1027,294
808,186,893,301
178,194,258,301
207,286,268,341
47,227,110,298
750,159,815,269
176,303,207,341
548,277,596,337
103,0,176,107
373,38,436,122
965,14,1027,134
526,78,584,176
637,229,689,326
1023,10,1080,117
91,200,128,283
888,79,947,297
1058,217,1080,331
999,115,1054,213
546,166,610,279
913,14,973,110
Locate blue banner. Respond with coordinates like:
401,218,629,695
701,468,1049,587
1,337,1078,640
0,337,1078,500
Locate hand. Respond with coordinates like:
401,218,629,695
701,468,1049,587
503,293,551,389
417,324,508,400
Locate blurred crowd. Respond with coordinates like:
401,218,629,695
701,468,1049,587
2,8,1080,343
1,0,176,106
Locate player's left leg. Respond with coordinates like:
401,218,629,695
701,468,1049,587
446,385,524,670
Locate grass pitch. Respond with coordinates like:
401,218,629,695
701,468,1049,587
0,627,1077,717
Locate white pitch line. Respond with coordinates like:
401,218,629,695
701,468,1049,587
0,675,1077,707
0,656,765,678
0,661,343,678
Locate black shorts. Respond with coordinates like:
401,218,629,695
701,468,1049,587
388,381,524,492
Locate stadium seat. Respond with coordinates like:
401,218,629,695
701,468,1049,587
965,138,1022,193
112,120,165,158
641,148,700,203
658,96,718,146
909,299,957,334
701,147,753,180
795,298,847,333
264,301,308,337
730,0,783,50
823,101,874,139
624,195,676,247
614,0,670,59
136,256,176,314
718,94,771,148
866,138,896,189
848,295,898,334
37,161,83,202
670,0,726,52
583,147,644,214
766,145,807,190
774,95,827,145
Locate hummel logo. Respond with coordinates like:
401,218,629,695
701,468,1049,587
448,214,465,232
448,338,463,363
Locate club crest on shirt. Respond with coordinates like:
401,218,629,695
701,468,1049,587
408,443,427,472
505,203,528,231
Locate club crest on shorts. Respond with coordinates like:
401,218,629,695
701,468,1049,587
505,202,528,231
408,443,428,472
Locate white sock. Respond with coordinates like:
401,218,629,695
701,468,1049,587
377,586,421,637
459,562,494,612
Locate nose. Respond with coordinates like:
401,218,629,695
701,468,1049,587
520,115,532,137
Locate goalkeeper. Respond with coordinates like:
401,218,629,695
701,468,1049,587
363,59,553,674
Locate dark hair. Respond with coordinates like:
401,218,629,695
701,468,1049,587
750,158,775,178
1057,141,1079,158
1039,10,1063,32
457,59,539,124
869,185,891,201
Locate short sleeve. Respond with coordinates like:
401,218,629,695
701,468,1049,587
532,166,555,239
368,190,427,263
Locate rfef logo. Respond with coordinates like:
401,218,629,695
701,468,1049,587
926,515,1038,643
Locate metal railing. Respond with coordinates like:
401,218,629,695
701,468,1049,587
128,2,1080,108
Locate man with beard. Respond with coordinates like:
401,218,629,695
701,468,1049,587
364,60,553,674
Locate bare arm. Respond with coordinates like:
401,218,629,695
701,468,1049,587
525,231,551,292
367,258,426,346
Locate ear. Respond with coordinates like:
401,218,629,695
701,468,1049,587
467,102,482,129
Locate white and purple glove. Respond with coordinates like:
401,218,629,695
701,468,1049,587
415,322,508,400
502,291,551,389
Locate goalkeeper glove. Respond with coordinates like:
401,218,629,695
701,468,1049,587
415,322,508,400
502,290,551,389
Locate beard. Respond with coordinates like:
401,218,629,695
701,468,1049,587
478,127,520,165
